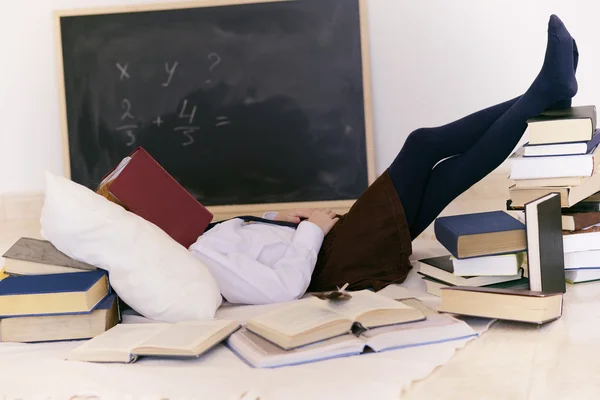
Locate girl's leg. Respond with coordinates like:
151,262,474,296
407,15,578,238
391,20,578,228
389,96,519,227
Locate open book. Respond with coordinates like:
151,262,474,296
229,299,476,368
67,320,240,363
246,290,425,350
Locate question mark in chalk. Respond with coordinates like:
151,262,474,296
206,53,221,84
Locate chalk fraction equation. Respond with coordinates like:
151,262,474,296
114,55,230,147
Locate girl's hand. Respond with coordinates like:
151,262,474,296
273,209,315,224
307,210,339,235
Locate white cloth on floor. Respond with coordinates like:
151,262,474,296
0,275,492,400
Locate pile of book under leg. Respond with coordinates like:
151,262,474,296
508,105,600,284
419,210,564,324
0,237,118,343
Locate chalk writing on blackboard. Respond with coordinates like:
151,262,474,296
116,125,137,146
216,116,231,127
152,117,164,127
174,126,200,146
178,99,197,124
117,98,137,146
206,53,221,83
59,0,372,209
120,99,135,120
162,61,178,87
116,62,130,80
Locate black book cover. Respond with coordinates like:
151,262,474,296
419,256,454,274
525,193,566,293
527,105,597,130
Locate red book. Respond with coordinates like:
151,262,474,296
101,147,213,248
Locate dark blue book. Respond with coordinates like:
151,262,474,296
0,270,109,317
434,211,527,259
0,294,120,343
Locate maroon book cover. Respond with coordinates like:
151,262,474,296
108,148,213,248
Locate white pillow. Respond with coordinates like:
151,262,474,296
40,173,222,322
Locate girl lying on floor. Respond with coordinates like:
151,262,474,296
97,15,579,306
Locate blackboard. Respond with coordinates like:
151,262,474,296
55,0,375,215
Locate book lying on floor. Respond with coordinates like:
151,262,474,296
99,147,214,248
562,211,600,231
509,145,600,180
68,320,240,363
523,129,600,157
450,253,524,276
418,256,523,287
525,193,566,293
228,299,476,368
563,226,600,253
439,286,563,324
526,105,597,145
0,270,109,317
565,268,600,284
246,290,425,350
2,237,96,276
564,250,600,269
434,211,526,259
0,294,119,343
422,276,530,297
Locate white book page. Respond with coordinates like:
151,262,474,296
249,298,345,337
71,324,168,354
362,314,477,352
134,320,234,351
100,156,131,185
325,290,415,321
228,329,365,368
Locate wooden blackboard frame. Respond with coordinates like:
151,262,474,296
54,0,376,220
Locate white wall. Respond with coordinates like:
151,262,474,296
1,0,600,194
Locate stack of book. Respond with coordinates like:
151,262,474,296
505,105,600,284
508,105,600,209
0,237,118,343
436,195,566,325
419,211,530,296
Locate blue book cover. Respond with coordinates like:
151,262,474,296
434,211,526,259
586,129,600,152
523,129,600,149
93,293,116,311
0,270,106,296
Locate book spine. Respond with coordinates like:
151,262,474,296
537,196,566,293
434,220,460,258
566,202,600,213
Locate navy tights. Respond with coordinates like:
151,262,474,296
389,15,579,239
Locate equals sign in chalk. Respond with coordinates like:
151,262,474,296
215,116,231,127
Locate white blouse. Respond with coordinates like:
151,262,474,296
189,215,325,305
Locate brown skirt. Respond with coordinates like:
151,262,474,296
309,171,414,292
